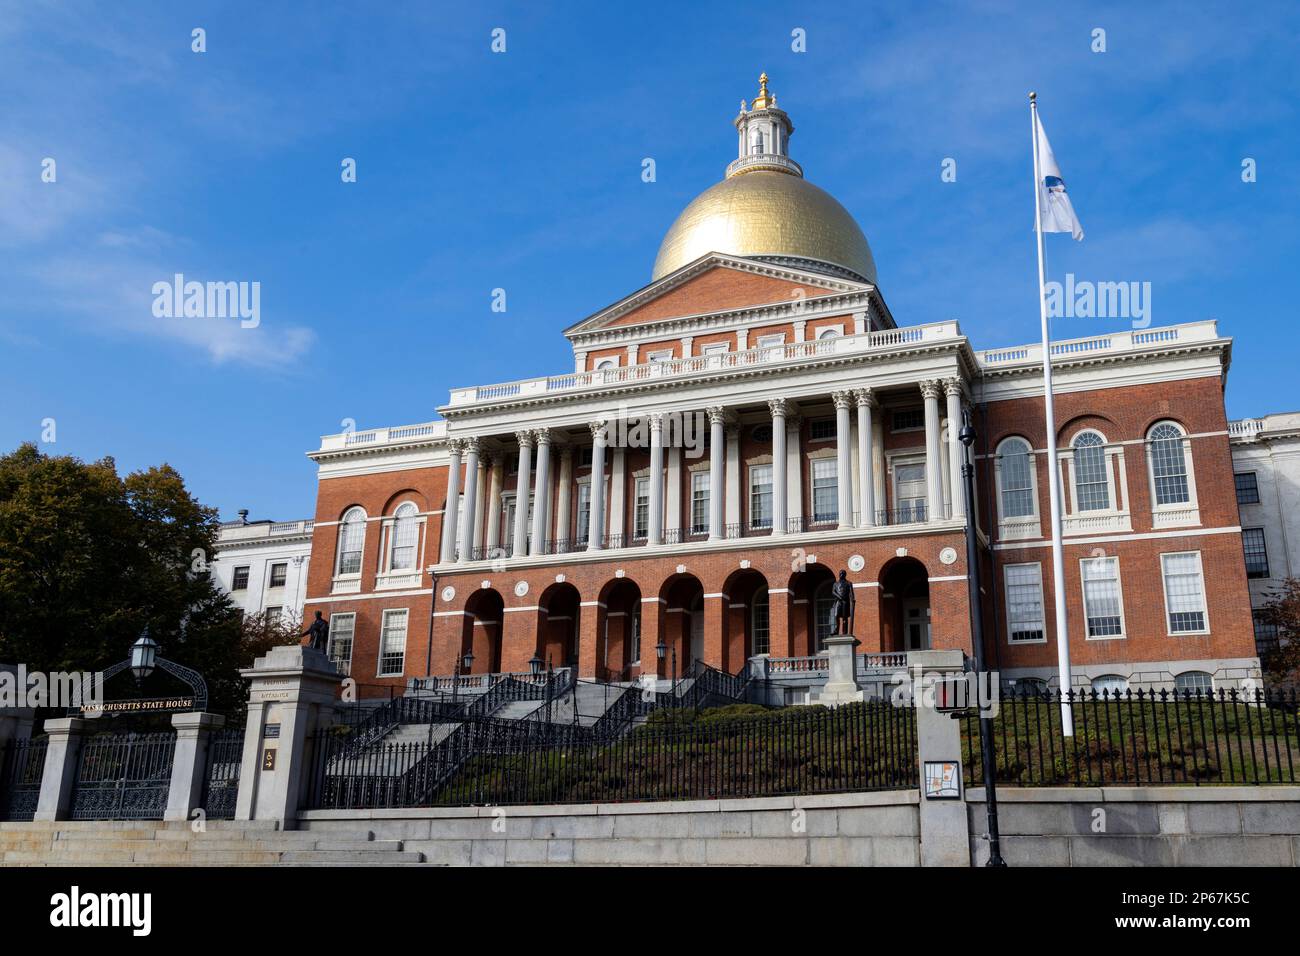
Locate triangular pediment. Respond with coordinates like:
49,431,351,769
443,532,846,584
566,253,867,338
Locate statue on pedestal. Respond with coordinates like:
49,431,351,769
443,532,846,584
301,611,329,652
829,569,855,636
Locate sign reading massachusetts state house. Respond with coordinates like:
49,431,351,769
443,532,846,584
76,696,197,716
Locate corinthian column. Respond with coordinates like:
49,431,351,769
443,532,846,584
439,439,463,563
707,406,726,540
529,429,552,555
587,420,607,551
832,390,854,529
944,379,966,520
769,398,788,536
921,380,944,520
555,446,574,551
458,437,480,563
512,431,534,557
648,414,665,546
855,389,877,527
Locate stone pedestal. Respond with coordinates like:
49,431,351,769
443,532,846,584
813,634,864,705
165,711,226,821
235,646,342,826
907,649,971,867
33,718,93,822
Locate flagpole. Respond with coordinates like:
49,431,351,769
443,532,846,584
1030,91,1075,736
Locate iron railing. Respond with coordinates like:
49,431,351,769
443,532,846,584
202,727,245,820
0,736,48,822
309,700,917,809
961,687,1300,787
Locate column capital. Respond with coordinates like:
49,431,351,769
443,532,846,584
647,412,664,432
515,430,535,448
589,419,608,443
445,438,465,456
767,397,788,419
533,427,552,447
462,436,481,455
920,379,943,401
831,390,854,411
706,406,728,426
942,377,965,399
853,387,878,409
725,422,741,441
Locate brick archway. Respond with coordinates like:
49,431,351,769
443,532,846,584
878,557,929,653
463,588,505,674
654,573,705,677
537,581,581,669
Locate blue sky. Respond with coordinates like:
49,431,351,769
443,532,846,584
2,1,1297,521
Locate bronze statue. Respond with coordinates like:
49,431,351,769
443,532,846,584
829,569,854,636
302,610,329,651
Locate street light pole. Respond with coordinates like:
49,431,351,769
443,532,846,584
959,414,1006,868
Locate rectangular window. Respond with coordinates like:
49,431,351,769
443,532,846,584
690,473,710,534
809,418,836,441
1073,443,1112,511
378,609,409,677
264,606,282,624
231,566,250,591
328,613,355,674
1234,472,1260,505
1253,611,1279,653
634,477,650,539
701,342,729,356
1161,552,1208,634
1081,556,1124,638
646,350,673,363
268,562,288,588
811,458,838,523
629,606,641,664
751,595,770,655
756,333,785,350
1243,528,1270,578
576,482,591,542
892,408,925,432
895,461,928,522
1004,563,1045,643
749,464,773,529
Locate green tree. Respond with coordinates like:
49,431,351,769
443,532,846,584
1259,577,1300,690
0,443,295,717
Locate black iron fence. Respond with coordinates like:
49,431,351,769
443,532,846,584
70,731,177,821
0,736,48,822
202,728,245,820
961,687,1300,787
308,700,917,810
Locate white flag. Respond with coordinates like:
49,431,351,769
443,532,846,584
1035,113,1084,241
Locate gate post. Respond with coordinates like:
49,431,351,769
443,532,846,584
907,650,973,867
165,712,226,821
235,646,342,827
33,717,93,822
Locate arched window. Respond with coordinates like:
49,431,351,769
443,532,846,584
594,358,617,371
388,502,419,571
1148,422,1190,506
1174,671,1214,696
1072,431,1110,511
998,438,1035,518
1090,674,1128,697
750,587,770,656
336,507,366,576
816,326,842,340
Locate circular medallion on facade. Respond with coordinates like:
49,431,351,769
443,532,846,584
514,580,529,597
616,569,625,578
847,554,865,573
480,580,491,589
441,586,455,602
939,547,958,566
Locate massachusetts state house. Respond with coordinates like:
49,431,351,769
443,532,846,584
301,75,1260,699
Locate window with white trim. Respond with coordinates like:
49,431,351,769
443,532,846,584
576,481,591,542
1080,555,1124,638
894,460,927,523
378,609,409,677
751,588,770,655
1004,563,1046,643
232,566,250,591
633,477,650,540
998,438,1035,518
749,464,773,529
815,326,842,340
646,349,673,363
328,612,355,674
891,408,925,432
756,333,786,349
388,502,419,571
336,507,366,576
1147,422,1191,506
811,458,838,523
701,342,729,356
813,581,834,653
1174,671,1214,695
1160,551,1208,634
593,358,617,370
265,606,282,624
809,418,836,441
1091,674,1128,696
268,562,288,588
1072,432,1111,511
690,472,710,534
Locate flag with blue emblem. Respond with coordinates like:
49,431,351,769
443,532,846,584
1034,113,1084,240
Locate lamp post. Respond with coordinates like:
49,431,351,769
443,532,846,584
455,650,474,708
423,565,439,681
130,629,159,684
959,414,1006,867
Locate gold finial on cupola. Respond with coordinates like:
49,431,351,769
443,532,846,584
752,71,775,110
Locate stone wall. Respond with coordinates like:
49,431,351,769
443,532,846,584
968,787,1300,866
299,790,921,866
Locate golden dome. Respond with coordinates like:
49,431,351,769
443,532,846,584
652,169,877,283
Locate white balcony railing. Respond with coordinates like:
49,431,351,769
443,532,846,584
446,321,962,408
318,420,447,452
217,519,314,542
978,320,1220,370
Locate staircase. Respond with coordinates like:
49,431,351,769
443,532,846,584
0,820,426,866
